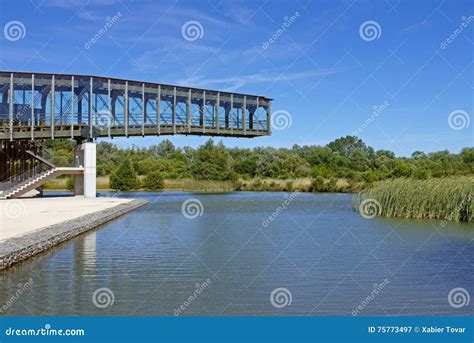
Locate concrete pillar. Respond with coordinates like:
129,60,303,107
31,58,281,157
74,142,96,198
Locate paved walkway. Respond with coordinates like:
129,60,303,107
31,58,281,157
0,196,132,241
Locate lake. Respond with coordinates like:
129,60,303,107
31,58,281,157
1,192,472,316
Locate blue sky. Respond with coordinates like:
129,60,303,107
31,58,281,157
0,0,472,156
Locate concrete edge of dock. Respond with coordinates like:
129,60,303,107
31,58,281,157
0,198,148,270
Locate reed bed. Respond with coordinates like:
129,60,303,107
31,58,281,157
181,180,236,193
356,177,473,222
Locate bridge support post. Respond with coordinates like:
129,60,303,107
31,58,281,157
74,142,96,198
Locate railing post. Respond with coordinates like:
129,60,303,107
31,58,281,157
142,83,145,136
186,89,191,133
256,97,259,133
89,76,93,139
70,76,74,139
216,92,220,133
172,87,177,134
157,85,161,135
107,79,111,138
31,74,35,141
124,81,129,137
242,95,246,135
230,93,233,134
266,101,272,134
9,73,13,141
202,90,206,133
51,75,55,139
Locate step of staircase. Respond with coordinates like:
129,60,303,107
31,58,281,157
1,167,84,199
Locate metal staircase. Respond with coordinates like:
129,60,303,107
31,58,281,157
0,147,84,200
0,167,84,199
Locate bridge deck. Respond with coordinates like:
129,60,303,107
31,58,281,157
0,71,272,141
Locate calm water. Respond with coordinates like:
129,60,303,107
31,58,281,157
1,192,473,316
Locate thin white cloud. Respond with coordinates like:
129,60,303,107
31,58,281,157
177,69,340,91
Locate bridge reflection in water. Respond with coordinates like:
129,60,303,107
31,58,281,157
0,71,272,141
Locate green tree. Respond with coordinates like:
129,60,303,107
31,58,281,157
144,171,165,191
110,159,139,191
191,139,231,180
461,148,474,164
327,135,374,159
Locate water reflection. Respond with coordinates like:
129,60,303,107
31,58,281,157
0,192,473,316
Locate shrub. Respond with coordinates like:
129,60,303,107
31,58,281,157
110,159,139,191
312,176,326,192
144,171,165,191
66,176,75,191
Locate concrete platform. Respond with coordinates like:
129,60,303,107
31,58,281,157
0,196,132,241
0,197,148,269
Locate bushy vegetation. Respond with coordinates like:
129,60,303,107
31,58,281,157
357,177,473,222
109,159,140,191
143,171,165,191
44,136,473,193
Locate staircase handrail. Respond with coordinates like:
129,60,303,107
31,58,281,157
25,150,56,168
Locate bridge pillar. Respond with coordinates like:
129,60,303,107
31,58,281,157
74,142,96,198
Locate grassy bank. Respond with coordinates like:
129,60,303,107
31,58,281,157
356,177,473,223
44,176,365,193
45,176,474,224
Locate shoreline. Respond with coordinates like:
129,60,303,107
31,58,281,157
0,198,148,270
